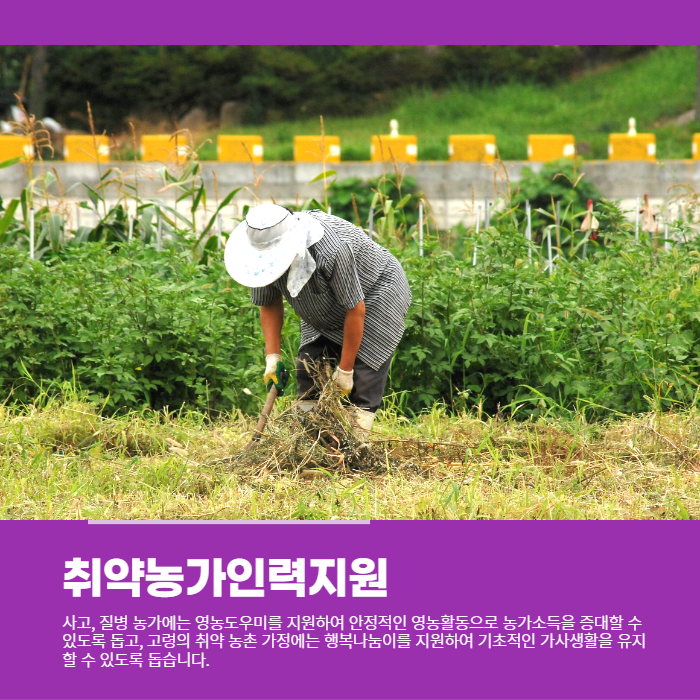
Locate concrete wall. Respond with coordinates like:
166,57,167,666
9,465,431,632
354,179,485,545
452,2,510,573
2,160,699,227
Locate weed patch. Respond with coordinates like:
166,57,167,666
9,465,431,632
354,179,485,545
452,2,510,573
3,398,700,520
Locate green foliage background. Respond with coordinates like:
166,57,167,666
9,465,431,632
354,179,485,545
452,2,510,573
326,176,422,231
396,220,700,417
0,46,653,130
2,200,700,419
510,159,603,232
0,244,279,414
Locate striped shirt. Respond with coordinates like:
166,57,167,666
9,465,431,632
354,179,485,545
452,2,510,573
250,210,412,371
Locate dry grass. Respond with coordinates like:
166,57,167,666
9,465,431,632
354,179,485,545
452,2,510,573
233,380,388,478
1,394,699,520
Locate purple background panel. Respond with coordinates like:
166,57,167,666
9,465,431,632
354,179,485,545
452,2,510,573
0,520,698,700
1,2,699,44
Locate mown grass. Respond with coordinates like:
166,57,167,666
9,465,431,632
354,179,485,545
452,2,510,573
2,393,699,520
202,45,698,162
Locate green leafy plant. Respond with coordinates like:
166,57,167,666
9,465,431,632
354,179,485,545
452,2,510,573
0,243,299,415
508,158,602,234
325,175,420,229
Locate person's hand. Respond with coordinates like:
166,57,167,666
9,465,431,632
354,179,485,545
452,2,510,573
264,353,289,394
332,367,354,396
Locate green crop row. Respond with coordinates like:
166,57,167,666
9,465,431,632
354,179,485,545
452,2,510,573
2,190,700,419
397,218,700,417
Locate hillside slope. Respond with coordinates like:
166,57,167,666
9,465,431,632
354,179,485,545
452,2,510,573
209,46,697,162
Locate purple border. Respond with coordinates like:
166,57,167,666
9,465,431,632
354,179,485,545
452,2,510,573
2,17,700,700
0,520,698,700
1,4,699,43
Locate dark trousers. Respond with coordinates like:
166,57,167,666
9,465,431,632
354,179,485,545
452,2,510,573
296,337,392,413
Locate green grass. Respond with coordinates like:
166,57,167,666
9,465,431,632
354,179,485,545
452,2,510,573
3,393,699,520
198,45,698,162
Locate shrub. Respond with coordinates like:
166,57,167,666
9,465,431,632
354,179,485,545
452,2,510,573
3,195,700,421
326,176,422,232
394,217,700,417
508,158,602,233
439,46,583,86
0,244,299,414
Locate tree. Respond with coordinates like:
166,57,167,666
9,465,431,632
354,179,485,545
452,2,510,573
29,45,47,118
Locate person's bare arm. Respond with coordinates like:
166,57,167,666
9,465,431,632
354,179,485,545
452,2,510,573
260,296,284,355
339,301,366,371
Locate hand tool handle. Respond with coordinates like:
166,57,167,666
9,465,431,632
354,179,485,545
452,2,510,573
247,384,278,446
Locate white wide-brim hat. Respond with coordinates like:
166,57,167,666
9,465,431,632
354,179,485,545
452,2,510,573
225,204,324,290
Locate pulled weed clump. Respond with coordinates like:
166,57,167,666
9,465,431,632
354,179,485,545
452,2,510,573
232,375,388,478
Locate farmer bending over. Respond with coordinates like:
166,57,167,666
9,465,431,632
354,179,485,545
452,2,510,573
225,203,412,434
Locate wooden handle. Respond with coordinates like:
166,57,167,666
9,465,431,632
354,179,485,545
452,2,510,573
250,384,278,442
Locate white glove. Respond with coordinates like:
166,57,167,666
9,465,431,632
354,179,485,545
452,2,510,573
264,353,288,393
265,353,281,378
332,367,354,396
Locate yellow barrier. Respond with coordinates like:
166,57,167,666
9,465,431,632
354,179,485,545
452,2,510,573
371,135,417,163
692,134,700,160
64,135,110,163
449,135,496,163
608,133,656,161
141,135,189,163
527,135,576,161
294,136,340,163
0,135,34,161
218,135,263,162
